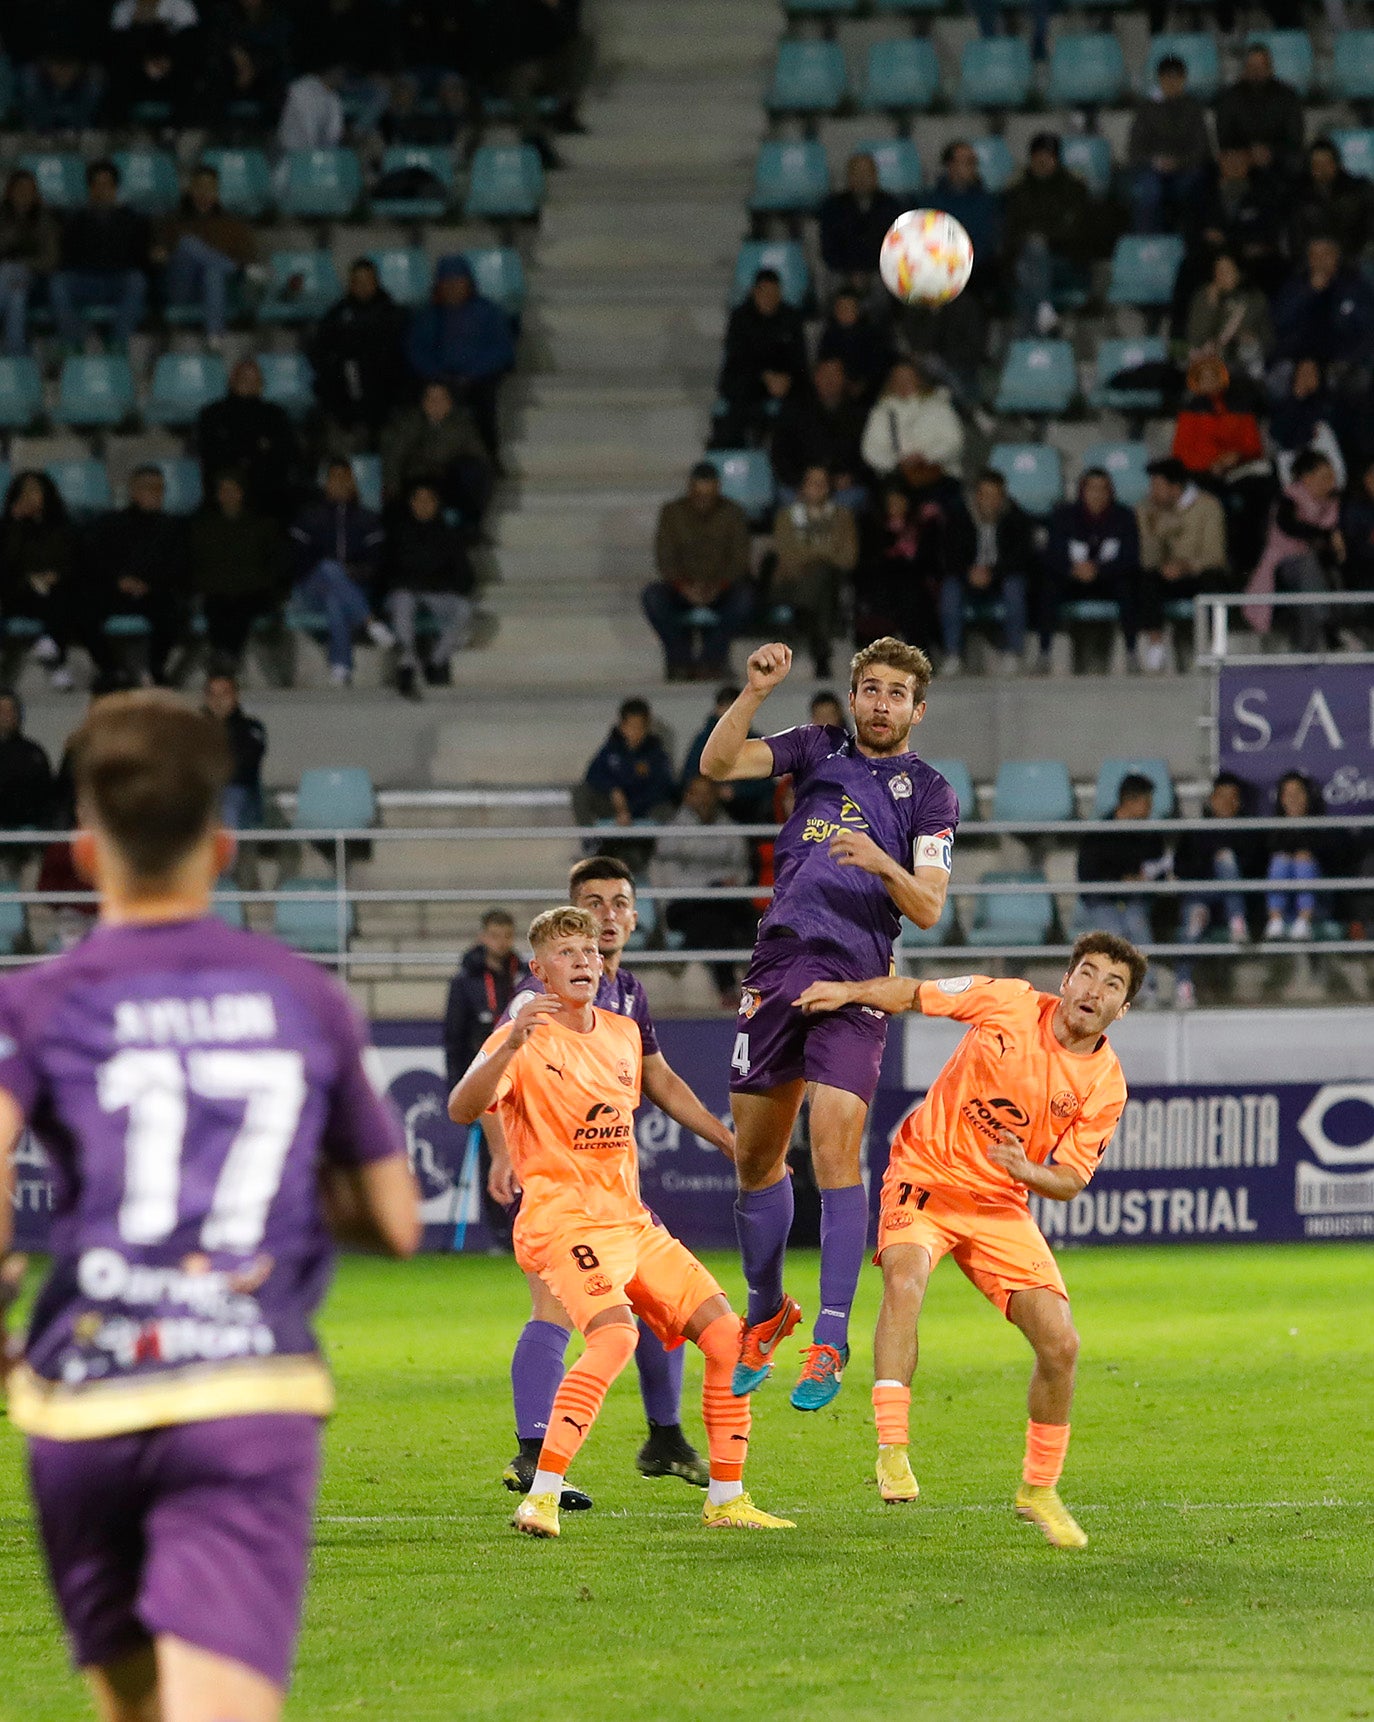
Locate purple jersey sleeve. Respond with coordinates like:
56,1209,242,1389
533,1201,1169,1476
911,773,961,870
628,976,659,1059
0,980,41,1115
765,723,835,782
307,973,407,1168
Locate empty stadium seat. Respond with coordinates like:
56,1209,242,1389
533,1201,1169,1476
0,358,43,431
279,148,362,219
465,247,526,316
1093,758,1177,818
858,138,923,196
1081,441,1149,506
751,141,829,213
1145,34,1219,101
704,450,774,522
1091,336,1168,409
257,352,315,417
112,150,180,215
272,879,355,953
1330,31,1374,101
872,0,943,10
347,454,383,513
1062,134,1112,197
860,39,940,111
200,148,272,216
1107,235,1184,307
45,459,112,514
925,758,977,822
0,461,10,502
989,444,1064,516
372,145,456,219
959,38,1032,108
994,341,1076,414
969,135,1014,194
138,458,203,514
55,356,135,429
295,768,377,831
1332,128,1374,180
966,870,1055,946
1246,31,1312,97
784,0,858,13
768,40,847,113
901,893,958,949
464,145,546,219
369,247,432,307
0,885,25,955
146,353,228,426
993,761,1076,823
259,251,342,323
1048,34,1125,106
19,152,85,209
733,241,810,306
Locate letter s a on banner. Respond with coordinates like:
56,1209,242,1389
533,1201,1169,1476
1230,689,1271,753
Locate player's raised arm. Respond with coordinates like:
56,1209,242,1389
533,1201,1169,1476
447,995,564,1124
700,643,793,782
320,1155,423,1258
795,976,924,1015
828,826,951,930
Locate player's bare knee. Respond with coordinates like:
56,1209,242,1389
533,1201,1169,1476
1038,1319,1079,1381
879,1248,929,1315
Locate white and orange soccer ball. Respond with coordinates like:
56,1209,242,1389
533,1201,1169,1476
879,209,974,308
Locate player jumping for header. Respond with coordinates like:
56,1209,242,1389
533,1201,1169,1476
796,932,1143,1548
700,638,959,1410
450,907,792,1539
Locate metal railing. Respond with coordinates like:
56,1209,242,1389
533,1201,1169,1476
1194,590,1374,661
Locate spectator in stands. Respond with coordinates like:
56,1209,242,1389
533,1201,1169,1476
300,0,390,135
970,0,1050,60
1180,144,1287,310
1184,252,1272,377
1171,354,1272,576
770,466,858,679
1247,450,1345,652
644,462,754,681
1043,468,1141,669
277,61,345,151
852,482,944,652
0,169,60,358
1174,771,1261,1007
1340,456,1374,590
770,357,867,507
310,258,411,451
107,0,200,124
914,139,1002,398
818,153,902,296
1075,773,1166,968
190,471,287,665
1214,42,1305,175
88,464,189,689
289,458,392,688
860,358,965,488
1288,139,1373,266
381,479,477,698
1136,457,1229,673
203,668,267,829
197,357,302,523
940,469,1033,676
811,690,845,728
473,0,590,168
1128,54,1212,236
816,287,891,403
50,159,149,351
1004,132,1096,338
1,471,79,692
153,163,256,339
716,267,808,449
1264,772,1333,941
575,697,677,835
656,774,756,1006
679,684,774,824
380,380,492,524
16,49,103,132
1269,358,1348,489
405,255,516,461
205,0,291,124
0,689,55,841
923,140,1003,295
1273,237,1374,389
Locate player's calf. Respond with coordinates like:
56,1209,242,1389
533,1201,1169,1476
695,1306,794,1530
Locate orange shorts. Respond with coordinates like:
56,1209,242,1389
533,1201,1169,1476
874,1169,1067,1317
515,1211,723,1347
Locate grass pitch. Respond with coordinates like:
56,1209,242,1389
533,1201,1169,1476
3,1245,1373,1721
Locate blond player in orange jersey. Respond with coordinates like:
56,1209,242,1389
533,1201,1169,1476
796,930,1144,1550
449,906,793,1539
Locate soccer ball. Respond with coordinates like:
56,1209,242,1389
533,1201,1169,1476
879,209,974,307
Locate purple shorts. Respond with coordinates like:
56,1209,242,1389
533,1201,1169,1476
730,935,888,1104
27,1413,322,1689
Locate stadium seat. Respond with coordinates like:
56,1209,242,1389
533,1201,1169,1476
19,152,85,209
966,870,1055,946
369,247,432,307
733,241,811,306
989,443,1064,517
145,353,228,427
1081,440,1149,506
872,0,944,11
1332,129,1374,181
993,761,1076,824
1330,32,1374,102
901,893,958,949
465,247,526,317
1091,336,1168,410
751,141,829,213
959,38,1033,108
993,340,1076,415
112,150,180,215
44,458,112,515
200,148,273,216
0,358,43,431
0,885,24,955
925,759,977,822
968,135,1014,194
372,145,456,219
1048,34,1125,106
858,138,923,197
768,41,847,114
1245,31,1312,97
1107,235,1184,307
1093,758,1176,818
860,40,940,112
211,890,246,931
783,0,858,13
347,454,383,513
464,145,546,219
55,356,135,429
279,148,363,219
1145,35,1219,101
704,450,775,523
272,879,355,954
139,457,203,514
258,250,343,323
1062,134,1112,198
294,767,377,832
0,461,9,502
257,352,315,418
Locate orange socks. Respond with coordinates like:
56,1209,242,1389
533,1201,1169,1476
1023,1419,1071,1488
697,1313,751,1482
537,1320,639,1476
872,1381,911,1447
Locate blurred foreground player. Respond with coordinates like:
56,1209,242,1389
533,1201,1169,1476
796,933,1142,1548
450,908,792,1539
0,692,420,1722
701,639,958,1409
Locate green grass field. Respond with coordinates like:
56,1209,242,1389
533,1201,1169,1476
3,1244,1373,1721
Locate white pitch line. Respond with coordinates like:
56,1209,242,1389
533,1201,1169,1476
319,1499,1367,1524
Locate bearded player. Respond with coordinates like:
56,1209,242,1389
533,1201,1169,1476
701,638,958,1410
797,932,1143,1548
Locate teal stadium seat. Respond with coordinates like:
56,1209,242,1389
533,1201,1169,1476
45,459,112,515
1091,335,1168,409
272,879,355,954
257,352,314,418
966,870,1055,947
0,885,25,955
1145,35,1219,101
901,893,958,949
993,760,1076,823
464,145,546,219
112,150,180,215
705,450,775,523
0,462,10,502
768,41,848,114
989,443,1065,516
751,141,829,213
55,356,135,429
1081,440,1149,506
1062,135,1112,198
19,153,86,209
259,251,343,323
859,138,923,196
1107,235,1184,307
733,241,811,306
348,455,383,512
1048,34,1125,106
924,759,977,822
994,340,1076,414
1332,129,1374,180
0,358,43,431
146,353,228,427
959,38,1033,108
138,458,203,513
369,247,432,307
200,149,273,216
465,247,527,317
211,891,246,931
1331,32,1374,102
1094,758,1176,818
783,0,858,14
279,148,362,219
872,0,944,11
372,145,455,219
861,40,940,112
969,135,1014,193
1246,31,1312,97
294,767,377,832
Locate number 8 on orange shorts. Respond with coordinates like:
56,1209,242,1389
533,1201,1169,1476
517,1214,724,1345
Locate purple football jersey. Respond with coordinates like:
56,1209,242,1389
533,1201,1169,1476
0,916,404,1433
499,965,660,1057
760,723,959,978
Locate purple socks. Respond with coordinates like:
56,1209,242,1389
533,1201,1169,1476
511,1319,570,1441
814,1184,868,1351
634,1322,685,1425
735,1178,794,1326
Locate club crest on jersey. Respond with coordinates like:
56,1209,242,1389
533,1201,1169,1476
1050,1090,1081,1121
583,1274,613,1297
886,1209,914,1230
889,772,913,801
616,1058,635,1090
739,988,760,1020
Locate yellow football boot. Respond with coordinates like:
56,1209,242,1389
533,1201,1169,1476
701,1492,796,1530
875,1445,920,1503
1015,1483,1087,1549
511,1491,561,1538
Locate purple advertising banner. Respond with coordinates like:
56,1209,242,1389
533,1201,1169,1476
1217,659,1374,811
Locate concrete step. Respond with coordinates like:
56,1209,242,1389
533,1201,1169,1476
557,130,759,176
539,193,749,250
509,376,709,411
528,302,727,374
491,543,648,586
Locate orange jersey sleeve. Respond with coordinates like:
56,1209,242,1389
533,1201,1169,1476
917,974,1034,1025
1043,1061,1127,1186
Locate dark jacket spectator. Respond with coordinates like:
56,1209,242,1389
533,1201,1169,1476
939,470,1034,667
1,470,81,686
107,7,200,124
1263,771,1346,939
1183,252,1272,372
769,359,868,494
1341,458,1374,590
818,153,903,281
380,496,476,600
852,482,949,652
1272,238,1374,373
190,472,287,663
204,0,291,119
1174,773,1265,892
88,465,191,686
153,169,258,268
1045,469,1141,652
718,269,808,438
204,668,266,828
1268,358,1347,487
309,259,411,440
816,288,893,401
0,689,54,832
771,467,858,677
1128,72,1212,174
442,917,531,1083
51,158,151,351
1183,146,1287,298
380,382,492,521
644,465,755,679
288,460,389,681
197,357,302,522
288,487,384,587
1076,773,1165,957
1004,140,1097,267
1287,140,1373,264
405,254,515,455
0,169,61,359
381,480,478,695
1214,45,1306,171
921,141,1004,298
582,700,677,821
